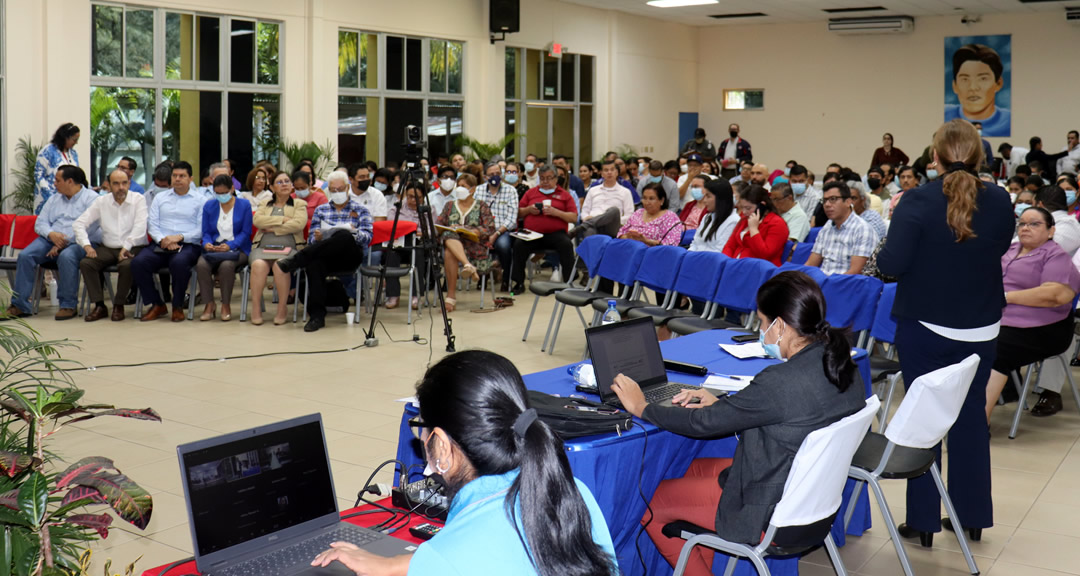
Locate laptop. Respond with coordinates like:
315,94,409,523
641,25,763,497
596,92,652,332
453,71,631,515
586,316,701,409
177,413,416,576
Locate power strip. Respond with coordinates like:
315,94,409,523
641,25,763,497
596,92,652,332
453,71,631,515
391,477,449,522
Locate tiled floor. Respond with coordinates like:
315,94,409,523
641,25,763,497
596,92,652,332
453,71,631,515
20,280,1080,575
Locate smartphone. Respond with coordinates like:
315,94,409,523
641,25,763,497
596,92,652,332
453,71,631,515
569,405,620,415
731,333,758,343
534,202,544,212
756,204,768,219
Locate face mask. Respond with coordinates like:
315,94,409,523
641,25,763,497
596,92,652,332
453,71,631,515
98,190,109,197
524,161,536,172
373,181,388,192
638,163,646,174
1068,190,1077,206
977,129,983,137
1014,202,1031,217
759,318,783,360
422,437,449,478
893,176,900,188
648,174,662,184
216,193,232,204
689,187,704,201
539,187,555,195
783,167,791,176
356,179,371,192
295,187,311,199
680,164,688,174
729,130,739,139
440,178,455,192
505,173,519,185
454,186,471,201
791,183,807,196
926,169,939,180
329,191,348,205
488,175,501,187
867,178,882,190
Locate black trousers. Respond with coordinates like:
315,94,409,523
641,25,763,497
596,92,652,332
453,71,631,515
383,247,428,298
293,230,363,320
510,230,575,285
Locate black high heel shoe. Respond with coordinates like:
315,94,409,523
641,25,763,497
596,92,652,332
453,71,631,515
897,524,933,547
942,517,982,542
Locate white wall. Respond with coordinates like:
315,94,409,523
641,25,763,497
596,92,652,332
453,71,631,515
697,12,1080,175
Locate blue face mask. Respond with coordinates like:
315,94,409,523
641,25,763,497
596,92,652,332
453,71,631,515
524,162,536,173
1067,190,1077,206
539,188,555,195
648,175,662,184
504,173,519,185
373,181,388,192
926,169,939,180
488,175,501,187
759,318,783,360
783,167,791,176
216,192,232,204
790,183,807,196
1014,202,1031,217
689,187,704,201
893,176,900,188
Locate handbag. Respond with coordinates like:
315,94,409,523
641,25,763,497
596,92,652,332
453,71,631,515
527,390,633,439
251,231,298,261
201,250,240,264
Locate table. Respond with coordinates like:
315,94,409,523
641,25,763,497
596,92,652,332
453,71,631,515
395,329,874,576
142,499,439,576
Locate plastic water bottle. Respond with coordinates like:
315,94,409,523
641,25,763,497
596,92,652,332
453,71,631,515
48,278,59,307
601,300,621,325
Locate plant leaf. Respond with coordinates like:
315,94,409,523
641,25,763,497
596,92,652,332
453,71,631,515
0,453,37,478
0,490,18,511
15,472,46,528
56,458,113,489
0,507,29,528
70,473,152,530
63,408,161,426
59,487,104,508
1,526,12,576
63,514,112,539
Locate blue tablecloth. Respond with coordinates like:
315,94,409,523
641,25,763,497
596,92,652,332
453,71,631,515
395,330,874,576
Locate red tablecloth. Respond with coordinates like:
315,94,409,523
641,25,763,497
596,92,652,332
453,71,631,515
371,221,417,246
142,499,438,576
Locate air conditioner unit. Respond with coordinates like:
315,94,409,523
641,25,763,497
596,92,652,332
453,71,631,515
828,16,914,35
1067,7,1080,25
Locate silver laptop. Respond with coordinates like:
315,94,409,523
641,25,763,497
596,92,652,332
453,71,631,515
177,413,415,576
586,316,701,409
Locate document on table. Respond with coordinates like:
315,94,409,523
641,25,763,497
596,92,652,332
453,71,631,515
702,374,754,392
718,342,768,359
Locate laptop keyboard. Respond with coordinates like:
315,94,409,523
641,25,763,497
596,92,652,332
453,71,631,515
642,382,696,405
216,525,381,576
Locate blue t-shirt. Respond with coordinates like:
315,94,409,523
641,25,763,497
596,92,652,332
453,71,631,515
408,469,616,576
944,105,1011,137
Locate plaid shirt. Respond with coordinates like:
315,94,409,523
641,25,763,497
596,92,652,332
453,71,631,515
812,212,878,275
858,209,888,239
309,200,373,246
474,182,519,232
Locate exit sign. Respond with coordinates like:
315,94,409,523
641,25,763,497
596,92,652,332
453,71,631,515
547,42,563,58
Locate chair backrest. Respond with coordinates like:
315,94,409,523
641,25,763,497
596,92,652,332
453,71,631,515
774,262,827,287
672,251,728,301
595,239,648,287
577,234,612,276
634,245,687,294
789,242,814,265
11,215,38,250
781,240,795,263
711,257,777,313
805,227,822,245
884,354,980,449
869,282,898,344
0,214,16,249
821,274,883,333
769,396,879,529
679,229,696,247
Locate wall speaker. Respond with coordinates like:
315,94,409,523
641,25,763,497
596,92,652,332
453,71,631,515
490,0,520,34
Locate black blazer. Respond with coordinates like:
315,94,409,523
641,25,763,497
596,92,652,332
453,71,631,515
876,179,1014,329
642,343,865,544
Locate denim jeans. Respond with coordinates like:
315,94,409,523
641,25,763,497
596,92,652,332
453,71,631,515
12,237,85,312
492,232,513,279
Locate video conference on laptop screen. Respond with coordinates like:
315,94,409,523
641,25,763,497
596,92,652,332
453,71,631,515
590,318,666,396
180,420,338,556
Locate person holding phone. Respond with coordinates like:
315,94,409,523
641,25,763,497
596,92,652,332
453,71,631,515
195,174,252,322
721,184,789,266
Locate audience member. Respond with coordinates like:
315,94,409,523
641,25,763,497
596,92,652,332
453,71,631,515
998,142,1029,179
1057,130,1080,177
521,154,540,189
677,175,710,231
348,163,388,221
510,166,577,294
806,181,877,275
74,168,147,322
971,122,995,171
370,168,392,197
1026,136,1069,181
429,165,457,216
437,174,495,312
681,127,717,161
881,163,900,195
33,123,80,214
851,183,888,239
474,162,519,291
383,184,428,310
241,165,273,206
749,163,770,189
291,171,328,236
688,178,737,253
576,160,635,240
1027,186,1080,256
116,156,145,194
718,123,752,180
617,182,684,248
887,166,919,219
552,155,586,199
722,184,789,265
786,164,819,221
635,160,671,207
866,166,890,210
729,160,752,184
871,132,909,169
145,161,174,207
674,154,712,213
769,182,810,242
249,170,311,326
196,174,252,322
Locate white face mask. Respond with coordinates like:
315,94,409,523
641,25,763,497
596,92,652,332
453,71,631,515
440,178,455,192
680,164,689,174
329,191,348,205
454,186,471,201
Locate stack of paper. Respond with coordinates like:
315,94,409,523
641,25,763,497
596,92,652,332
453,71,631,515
702,374,754,392
718,342,768,359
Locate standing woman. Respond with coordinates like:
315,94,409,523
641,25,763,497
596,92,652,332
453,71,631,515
196,175,252,322
877,119,1015,545
34,123,80,214
871,132,910,170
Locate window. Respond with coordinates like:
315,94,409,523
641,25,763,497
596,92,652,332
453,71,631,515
337,31,465,167
505,47,594,166
723,89,765,111
89,4,283,188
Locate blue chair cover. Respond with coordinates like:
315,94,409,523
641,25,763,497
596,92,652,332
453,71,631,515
672,251,728,301
781,240,794,263
713,258,777,313
805,226,822,245
680,229,696,247
774,262,828,286
790,242,814,265
635,246,687,294
595,239,648,287
821,274,883,333
869,282,898,344
577,235,611,277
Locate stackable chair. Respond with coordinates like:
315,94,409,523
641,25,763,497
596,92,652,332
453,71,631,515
1007,352,1080,439
844,354,982,576
521,234,608,343
820,274,883,347
863,283,903,430
626,251,727,327
773,262,827,286
805,226,822,245
666,257,776,336
587,244,686,322
0,216,38,306
781,240,795,263
664,396,879,576
788,242,814,265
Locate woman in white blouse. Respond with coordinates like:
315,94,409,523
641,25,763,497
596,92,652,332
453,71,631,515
196,175,253,321
689,178,739,253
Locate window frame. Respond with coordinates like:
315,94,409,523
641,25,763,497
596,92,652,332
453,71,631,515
722,89,765,111
504,47,594,165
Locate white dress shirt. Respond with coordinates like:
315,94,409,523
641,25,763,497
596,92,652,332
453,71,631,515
1058,145,1080,176
350,189,388,218
1051,210,1080,257
1004,147,1029,178
581,183,635,224
73,192,149,251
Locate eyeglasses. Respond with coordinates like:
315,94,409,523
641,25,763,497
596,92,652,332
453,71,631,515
1017,221,1047,229
255,175,267,181
408,418,430,440
822,196,846,204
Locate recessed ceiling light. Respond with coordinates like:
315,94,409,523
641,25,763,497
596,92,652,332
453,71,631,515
647,0,719,7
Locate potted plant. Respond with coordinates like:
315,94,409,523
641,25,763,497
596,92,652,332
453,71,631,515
277,140,337,177
9,137,41,215
454,134,517,163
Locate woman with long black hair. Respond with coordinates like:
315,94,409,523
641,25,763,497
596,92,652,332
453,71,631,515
34,123,81,214
688,178,738,253
311,350,617,576
611,271,866,576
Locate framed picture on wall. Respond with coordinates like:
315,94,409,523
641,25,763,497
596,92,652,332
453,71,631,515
944,35,1011,137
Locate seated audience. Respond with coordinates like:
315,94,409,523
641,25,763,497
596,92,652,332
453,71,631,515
1057,174,1079,215
617,182,684,247
239,165,273,206
806,181,877,275
1006,175,1026,199
6,166,98,320
552,155,586,199
576,160,636,239
636,160,674,207
886,166,919,219
429,165,457,215
196,175,252,322
510,166,578,294
881,163,900,195
688,178,737,253
274,175,372,333
474,162,519,291
578,163,594,187
866,166,889,214
437,174,495,312
116,156,145,194
74,168,147,322
750,163,771,189
132,161,204,322
145,161,174,207
789,164,819,219
769,181,810,242
249,171,311,326
1033,186,1080,256
384,184,429,310
985,207,1080,420
851,183,888,239
674,154,712,213
722,184,789,266
677,175,710,231
729,160,753,184
609,271,865,576
313,350,616,575
348,163,388,221
292,171,328,232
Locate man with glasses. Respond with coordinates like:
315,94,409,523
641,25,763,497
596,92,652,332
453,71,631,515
805,181,877,275
117,156,145,194
768,182,810,242
509,166,578,294
475,162,520,292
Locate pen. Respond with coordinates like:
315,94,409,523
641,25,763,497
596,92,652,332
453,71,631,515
709,374,753,381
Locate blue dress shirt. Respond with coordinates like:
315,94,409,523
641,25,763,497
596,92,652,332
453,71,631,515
35,186,100,244
148,189,204,244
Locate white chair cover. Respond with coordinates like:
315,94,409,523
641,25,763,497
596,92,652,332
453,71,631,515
884,354,980,450
771,396,879,528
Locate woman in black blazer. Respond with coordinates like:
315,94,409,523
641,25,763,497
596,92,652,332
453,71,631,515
877,119,1015,545
611,271,866,576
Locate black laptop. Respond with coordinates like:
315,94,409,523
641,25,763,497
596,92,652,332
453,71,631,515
586,316,701,408
177,413,415,576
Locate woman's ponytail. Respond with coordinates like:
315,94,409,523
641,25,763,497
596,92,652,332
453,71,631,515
934,120,986,243
817,321,856,392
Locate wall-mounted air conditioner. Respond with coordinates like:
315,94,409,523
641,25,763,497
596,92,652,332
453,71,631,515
827,16,914,35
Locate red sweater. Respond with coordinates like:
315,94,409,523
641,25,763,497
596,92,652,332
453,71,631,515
722,212,789,266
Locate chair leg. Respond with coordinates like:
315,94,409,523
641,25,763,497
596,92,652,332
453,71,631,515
880,373,901,433
300,271,308,323
824,533,850,576
187,272,197,320
1010,363,1038,439
1059,354,1080,415
671,539,698,576
541,302,561,352
547,303,568,355
843,479,865,531
931,463,979,575
479,274,487,310
861,471,916,576
722,556,738,576
574,305,588,328
240,268,248,322
522,295,541,341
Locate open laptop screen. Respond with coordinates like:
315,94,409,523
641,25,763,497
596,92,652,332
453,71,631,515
179,419,338,556
587,316,667,402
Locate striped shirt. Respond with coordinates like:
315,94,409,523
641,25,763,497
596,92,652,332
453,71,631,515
812,212,878,275
308,200,373,246
858,208,888,239
474,182,519,232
